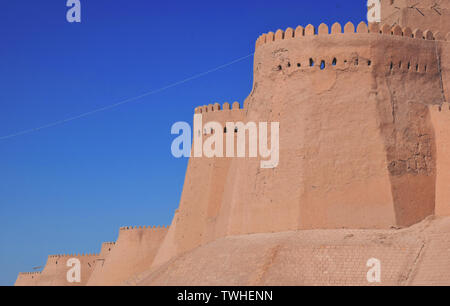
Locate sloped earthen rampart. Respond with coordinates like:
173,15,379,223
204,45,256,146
86,226,168,286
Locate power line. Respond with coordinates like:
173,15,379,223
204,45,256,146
0,53,254,141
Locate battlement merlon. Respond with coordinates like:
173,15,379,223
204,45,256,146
192,102,246,133
119,225,169,231
48,253,99,258
194,101,242,114
255,22,449,50
102,241,116,245
18,272,42,275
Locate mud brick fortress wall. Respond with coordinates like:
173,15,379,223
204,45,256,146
15,0,450,286
87,226,168,286
15,254,99,286
153,19,450,267
15,272,42,286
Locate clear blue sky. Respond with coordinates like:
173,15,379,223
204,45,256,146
0,0,366,285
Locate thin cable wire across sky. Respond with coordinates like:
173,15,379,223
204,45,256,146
0,53,254,141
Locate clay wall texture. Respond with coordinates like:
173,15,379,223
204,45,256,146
24,254,99,286
380,0,450,35
131,217,450,286
15,1,450,286
429,103,450,216
86,226,168,286
15,272,42,286
86,242,116,285
153,21,450,268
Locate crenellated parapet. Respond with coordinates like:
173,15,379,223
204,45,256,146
251,20,446,96
18,271,42,275
16,251,100,286
15,271,42,286
87,224,170,285
191,102,248,145
47,253,99,258
119,225,169,231
98,242,116,258
116,225,170,245
192,102,246,135
255,21,450,49
194,101,243,114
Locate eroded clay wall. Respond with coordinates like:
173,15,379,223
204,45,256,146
428,40,450,216
35,254,98,286
408,217,450,285
441,40,450,106
136,225,424,286
237,23,396,233
87,226,168,286
429,103,450,216
247,22,442,229
135,216,450,286
152,22,446,269
152,105,245,267
380,0,450,35
14,272,42,286
85,242,116,285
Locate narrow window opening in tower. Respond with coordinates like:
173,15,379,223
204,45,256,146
399,61,402,69
309,58,315,67
297,63,301,67
234,128,238,133
211,128,214,134
332,58,337,66
424,65,427,72
224,127,227,134
278,65,282,71
320,61,325,70
390,62,394,70
408,62,411,70
368,60,372,66
287,62,291,67
416,64,419,71
355,58,359,66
